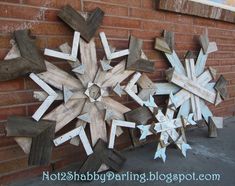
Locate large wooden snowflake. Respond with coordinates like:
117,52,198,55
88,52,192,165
33,35,134,149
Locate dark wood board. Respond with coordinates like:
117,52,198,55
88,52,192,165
126,36,154,73
214,75,228,100
157,0,235,23
58,5,104,42
5,116,56,166
79,139,126,173
0,29,46,81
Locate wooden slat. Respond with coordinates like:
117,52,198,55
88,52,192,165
58,5,104,42
157,0,235,23
166,68,216,104
44,32,80,62
126,36,154,72
6,116,56,166
124,107,152,124
79,139,126,173
99,32,129,60
215,75,228,99
0,30,46,81
38,61,83,91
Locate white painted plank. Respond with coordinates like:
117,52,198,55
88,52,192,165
99,32,129,60
29,73,58,121
53,126,93,155
44,31,80,62
108,120,135,149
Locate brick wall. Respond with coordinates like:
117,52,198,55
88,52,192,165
0,0,234,184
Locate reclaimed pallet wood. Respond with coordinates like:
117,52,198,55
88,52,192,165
185,59,202,121
108,120,136,149
166,68,217,104
53,126,93,155
6,116,55,166
126,36,154,72
0,30,46,81
30,73,58,121
208,117,217,138
163,30,174,52
58,5,104,42
215,75,228,100
99,32,129,60
154,38,172,54
38,61,83,91
44,31,80,62
124,107,153,124
79,139,126,173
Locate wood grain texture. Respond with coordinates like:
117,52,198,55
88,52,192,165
215,75,228,99
126,36,154,72
79,139,126,173
58,5,104,42
157,0,235,23
0,29,46,81
6,116,55,166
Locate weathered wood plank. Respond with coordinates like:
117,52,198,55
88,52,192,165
154,38,172,54
215,75,228,100
101,60,134,88
124,107,152,124
6,116,55,166
157,0,235,23
0,30,46,81
208,117,217,138
163,30,174,52
44,31,80,62
30,73,58,121
38,61,83,91
126,36,154,72
166,68,216,104
108,120,135,149
53,126,93,155
79,139,126,173
99,32,129,60
58,5,104,42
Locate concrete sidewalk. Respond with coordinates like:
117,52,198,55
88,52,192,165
11,117,235,186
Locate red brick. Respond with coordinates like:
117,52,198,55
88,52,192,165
22,0,81,10
98,27,129,39
0,35,11,49
142,21,174,31
0,136,16,147
0,106,26,121
44,9,60,22
174,24,194,34
142,0,156,9
165,13,193,25
0,3,43,21
31,22,73,36
0,0,20,3
103,16,141,29
84,1,128,16
194,17,217,27
0,78,24,92
131,30,161,41
0,91,36,107
216,21,235,30
101,0,141,7
46,36,72,48
130,8,165,21
223,72,235,80
1,165,51,185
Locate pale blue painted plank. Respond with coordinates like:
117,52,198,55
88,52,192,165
200,100,213,123
195,49,208,76
165,51,186,75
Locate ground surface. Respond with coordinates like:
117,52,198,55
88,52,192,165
10,117,235,186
